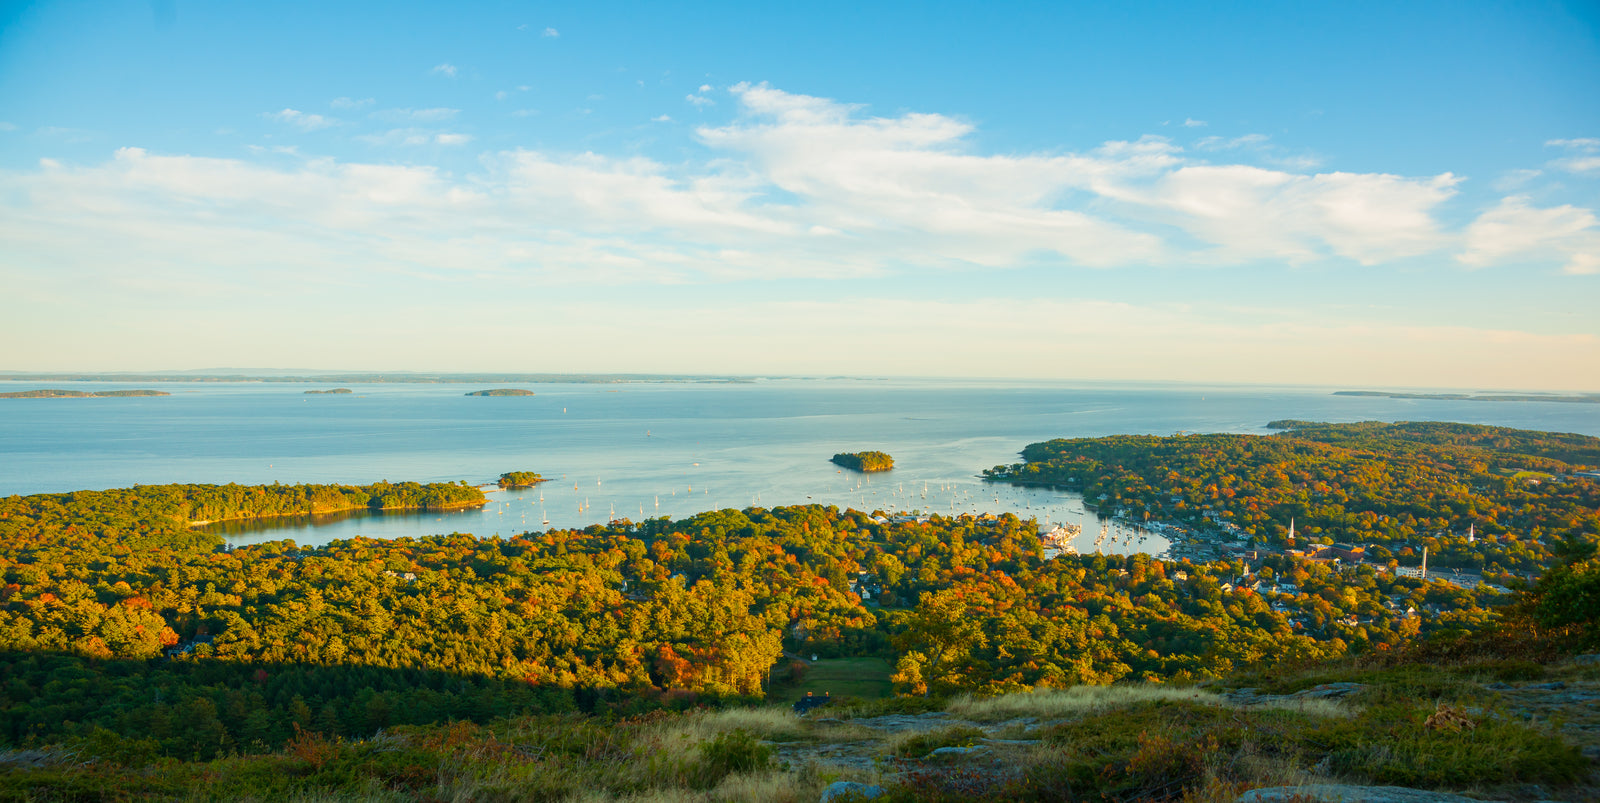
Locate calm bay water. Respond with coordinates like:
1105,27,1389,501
3,379,1597,552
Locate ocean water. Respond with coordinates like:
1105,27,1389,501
3,379,1597,551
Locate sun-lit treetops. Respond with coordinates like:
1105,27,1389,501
986,421,1600,578
0,475,1512,757
497,472,545,489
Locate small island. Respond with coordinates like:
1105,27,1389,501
465,389,536,397
0,388,170,399
831,451,894,472
497,471,546,489
304,388,354,395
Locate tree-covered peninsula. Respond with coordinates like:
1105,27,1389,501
832,451,894,472
303,388,353,394
986,421,1600,580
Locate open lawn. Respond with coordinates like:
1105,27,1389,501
769,657,894,704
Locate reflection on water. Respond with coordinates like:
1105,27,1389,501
199,504,488,541
210,472,1171,559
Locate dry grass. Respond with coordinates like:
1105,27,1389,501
947,684,1225,721
559,767,840,803
652,707,809,743
947,684,1353,723
1252,696,1352,718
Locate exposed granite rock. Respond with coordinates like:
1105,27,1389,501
925,744,989,760
1226,682,1366,706
850,712,953,732
820,781,886,801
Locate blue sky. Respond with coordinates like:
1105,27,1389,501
2,0,1597,388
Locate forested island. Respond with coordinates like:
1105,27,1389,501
2,424,1597,800
832,450,895,472
303,388,353,395
497,471,546,488
465,388,535,396
0,388,169,399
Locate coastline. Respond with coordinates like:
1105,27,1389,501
189,499,486,529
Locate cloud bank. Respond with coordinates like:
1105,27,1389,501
12,83,1590,286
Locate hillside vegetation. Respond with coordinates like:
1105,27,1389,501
1,422,1596,800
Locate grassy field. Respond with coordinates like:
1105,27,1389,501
768,657,894,704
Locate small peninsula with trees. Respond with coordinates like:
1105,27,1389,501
0,388,169,399
497,471,546,489
303,388,353,394
465,388,535,396
831,450,895,472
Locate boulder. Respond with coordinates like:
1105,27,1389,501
925,744,988,760
820,781,887,802
1237,785,1496,802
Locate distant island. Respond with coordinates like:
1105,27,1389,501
466,388,535,397
0,388,169,399
831,451,894,472
497,471,546,489
1336,390,1600,404
303,388,353,395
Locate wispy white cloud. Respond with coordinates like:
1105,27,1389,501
652,114,672,122
1460,195,1600,275
356,128,429,146
686,93,714,108
431,63,458,78
1493,168,1544,192
1545,137,1600,175
330,97,375,110
0,122,17,132
374,107,460,122
265,108,337,131
542,27,559,37
434,133,472,146
510,109,539,118
1183,118,1207,127
35,126,96,142
1194,133,1268,151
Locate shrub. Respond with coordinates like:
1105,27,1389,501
689,729,772,789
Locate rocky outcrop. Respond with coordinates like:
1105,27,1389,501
820,781,886,801
1225,682,1366,705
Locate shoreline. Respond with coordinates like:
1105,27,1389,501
189,499,486,528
